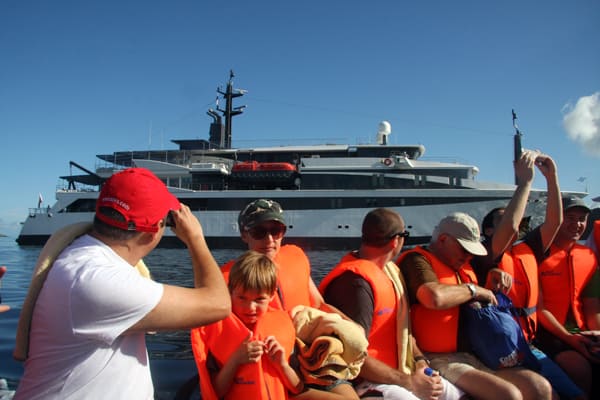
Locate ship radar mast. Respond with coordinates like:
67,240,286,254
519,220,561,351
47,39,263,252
512,109,523,185
209,70,246,149
376,121,392,145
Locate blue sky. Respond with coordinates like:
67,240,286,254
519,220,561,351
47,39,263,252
1,0,599,237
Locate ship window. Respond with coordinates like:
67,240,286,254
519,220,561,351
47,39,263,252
63,199,97,213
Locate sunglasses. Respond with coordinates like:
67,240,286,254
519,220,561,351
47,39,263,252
389,231,410,239
246,224,287,240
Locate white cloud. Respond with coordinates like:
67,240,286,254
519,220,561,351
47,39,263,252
562,92,600,156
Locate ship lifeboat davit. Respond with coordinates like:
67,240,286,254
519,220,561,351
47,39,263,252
230,161,299,189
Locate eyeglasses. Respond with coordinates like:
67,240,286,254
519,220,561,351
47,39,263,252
389,231,410,239
246,224,287,240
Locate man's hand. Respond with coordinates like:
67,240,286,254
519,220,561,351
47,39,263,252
169,204,204,247
534,153,557,179
412,367,443,400
485,268,513,294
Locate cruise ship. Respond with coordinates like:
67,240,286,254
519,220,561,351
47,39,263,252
17,73,550,249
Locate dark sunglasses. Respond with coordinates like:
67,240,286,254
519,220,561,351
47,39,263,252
246,224,287,240
389,230,410,239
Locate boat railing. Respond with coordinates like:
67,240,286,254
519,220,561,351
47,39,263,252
55,179,100,193
28,207,53,218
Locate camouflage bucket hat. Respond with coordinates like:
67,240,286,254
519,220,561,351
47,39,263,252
238,199,286,230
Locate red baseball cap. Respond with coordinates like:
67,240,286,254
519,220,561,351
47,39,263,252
95,168,180,232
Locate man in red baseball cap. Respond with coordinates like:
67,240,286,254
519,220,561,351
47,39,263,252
94,167,182,232
15,168,231,400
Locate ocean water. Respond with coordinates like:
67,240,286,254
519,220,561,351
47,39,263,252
0,236,346,399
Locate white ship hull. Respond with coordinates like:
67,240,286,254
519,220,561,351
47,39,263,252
17,186,545,249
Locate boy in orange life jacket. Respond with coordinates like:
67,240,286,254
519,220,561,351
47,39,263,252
398,212,554,400
191,251,359,400
536,196,600,399
191,251,303,399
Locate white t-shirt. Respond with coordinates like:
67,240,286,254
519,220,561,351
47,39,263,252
15,235,164,400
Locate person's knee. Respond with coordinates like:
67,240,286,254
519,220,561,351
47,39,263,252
499,383,523,400
506,384,523,400
516,371,553,400
534,376,554,400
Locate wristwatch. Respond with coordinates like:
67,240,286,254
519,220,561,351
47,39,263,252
466,283,477,299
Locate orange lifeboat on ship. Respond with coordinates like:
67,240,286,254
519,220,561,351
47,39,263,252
230,161,298,189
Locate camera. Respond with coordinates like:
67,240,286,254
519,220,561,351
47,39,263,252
165,211,175,228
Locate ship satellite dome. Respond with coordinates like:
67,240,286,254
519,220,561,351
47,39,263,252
376,121,392,144
378,121,391,135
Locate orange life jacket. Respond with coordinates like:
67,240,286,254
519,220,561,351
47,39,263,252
190,308,296,400
538,243,598,329
222,244,314,311
497,242,539,342
318,253,398,368
396,246,477,353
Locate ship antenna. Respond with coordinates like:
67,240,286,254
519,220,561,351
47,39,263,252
216,70,246,149
512,109,523,185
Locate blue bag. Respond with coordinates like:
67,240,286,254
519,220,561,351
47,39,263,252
461,292,540,370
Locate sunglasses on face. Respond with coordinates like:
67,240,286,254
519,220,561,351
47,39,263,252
246,224,287,240
389,230,410,239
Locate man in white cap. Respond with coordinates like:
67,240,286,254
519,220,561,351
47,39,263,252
398,212,553,400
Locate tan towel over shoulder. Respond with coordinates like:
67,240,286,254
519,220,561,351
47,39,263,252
291,305,368,384
384,261,414,374
13,222,151,361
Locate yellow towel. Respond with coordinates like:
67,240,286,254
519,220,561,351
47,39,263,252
295,336,347,370
13,222,151,361
384,261,414,374
295,336,351,386
291,306,368,383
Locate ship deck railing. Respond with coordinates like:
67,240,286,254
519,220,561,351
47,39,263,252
28,207,53,218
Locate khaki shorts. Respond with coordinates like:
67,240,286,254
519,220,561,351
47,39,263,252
426,352,493,383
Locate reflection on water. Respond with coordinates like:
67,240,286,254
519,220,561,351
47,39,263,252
0,238,347,399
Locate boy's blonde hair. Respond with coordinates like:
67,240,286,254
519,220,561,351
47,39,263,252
228,250,277,295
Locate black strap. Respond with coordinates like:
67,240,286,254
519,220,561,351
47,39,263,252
513,305,536,317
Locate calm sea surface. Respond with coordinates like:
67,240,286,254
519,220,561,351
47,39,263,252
0,236,346,399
